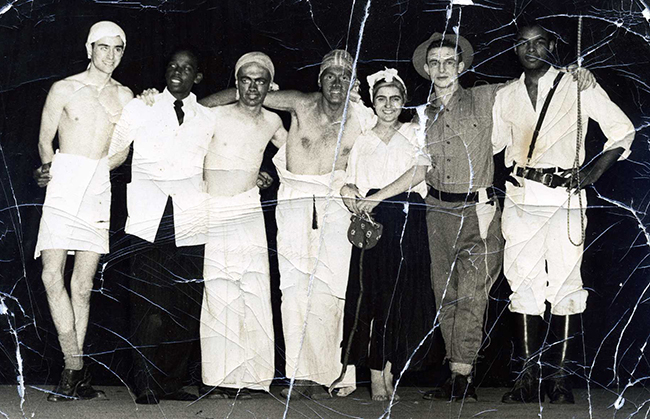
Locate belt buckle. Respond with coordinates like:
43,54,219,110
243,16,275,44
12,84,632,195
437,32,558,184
541,172,555,188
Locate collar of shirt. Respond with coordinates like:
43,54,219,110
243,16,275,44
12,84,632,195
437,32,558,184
159,88,198,119
426,86,467,117
518,66,559,111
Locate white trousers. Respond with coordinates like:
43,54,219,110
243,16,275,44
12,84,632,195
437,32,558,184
502,179,589,316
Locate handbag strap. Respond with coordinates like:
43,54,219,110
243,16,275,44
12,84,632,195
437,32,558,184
526,72,565,164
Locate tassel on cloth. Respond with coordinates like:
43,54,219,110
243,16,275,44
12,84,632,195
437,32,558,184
312,195,318,230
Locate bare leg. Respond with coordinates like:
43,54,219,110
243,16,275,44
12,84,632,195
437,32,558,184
370,369,388,401
41,249,82,370
383,361,399,401
69,251,101,353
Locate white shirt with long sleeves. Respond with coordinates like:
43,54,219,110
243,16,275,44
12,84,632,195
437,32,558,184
492,66,635,169
346,122,429,199
109,89,215,246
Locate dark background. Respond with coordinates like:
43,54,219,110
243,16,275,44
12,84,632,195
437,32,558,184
1,0,649,394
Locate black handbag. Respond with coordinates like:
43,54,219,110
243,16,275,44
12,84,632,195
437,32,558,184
347,212,383,250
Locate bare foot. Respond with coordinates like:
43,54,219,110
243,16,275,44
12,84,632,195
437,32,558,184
336,386,356,397
383,363,399,401
370,369,388,401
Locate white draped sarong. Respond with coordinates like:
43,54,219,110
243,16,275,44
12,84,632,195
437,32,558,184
35,152,110,258
273,146,356,388
200,188,275,391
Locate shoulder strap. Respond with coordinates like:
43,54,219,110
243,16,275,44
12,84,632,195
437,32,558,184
526,72,565,164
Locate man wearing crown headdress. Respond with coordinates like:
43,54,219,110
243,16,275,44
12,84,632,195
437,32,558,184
32,20,133,401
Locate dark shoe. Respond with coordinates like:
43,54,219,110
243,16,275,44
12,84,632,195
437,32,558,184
135,389,159,405
423,375,476,402
547,377,575,404
47,369,84,402
160,390,198,401
75,366,108,400
452,374,477,402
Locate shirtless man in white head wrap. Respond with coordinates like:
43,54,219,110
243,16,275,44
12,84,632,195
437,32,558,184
201,49,375,399
200,52,287,399
33,20,132,402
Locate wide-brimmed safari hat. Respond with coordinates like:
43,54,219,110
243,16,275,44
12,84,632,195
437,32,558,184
412,32,474,80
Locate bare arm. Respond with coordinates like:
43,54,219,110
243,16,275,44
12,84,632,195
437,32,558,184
38,81,68,165
108,99,138,170
34,81,69,187
199,88,237,107
271,124,288,148
357,165,427,213
564,147,624,190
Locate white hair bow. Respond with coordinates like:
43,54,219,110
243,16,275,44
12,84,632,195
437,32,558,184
366,68,407,101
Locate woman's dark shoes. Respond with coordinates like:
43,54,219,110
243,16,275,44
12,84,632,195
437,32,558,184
47,369,84,402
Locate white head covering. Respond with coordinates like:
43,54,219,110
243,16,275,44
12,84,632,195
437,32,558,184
235,52,275,81
366,68,407,101
85,21,126,59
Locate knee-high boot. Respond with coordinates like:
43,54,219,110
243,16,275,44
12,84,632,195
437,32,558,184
546,314,581,404
502,313,546,403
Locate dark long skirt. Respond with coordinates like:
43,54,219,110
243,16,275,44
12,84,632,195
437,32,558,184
341,191,436,377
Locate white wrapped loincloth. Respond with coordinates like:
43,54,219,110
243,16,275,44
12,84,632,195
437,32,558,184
200,188,275,391
272,146,355,388
35,153,110,258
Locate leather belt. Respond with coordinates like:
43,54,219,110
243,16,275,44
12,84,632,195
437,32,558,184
514,166,567,188
427,186,495,203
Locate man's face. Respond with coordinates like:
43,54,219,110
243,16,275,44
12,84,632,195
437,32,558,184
237,63,271,107
373,85,404,125
320,66,352,105
515,26,555,71
90,36,124,75
165,51,203,99
424,46,464,90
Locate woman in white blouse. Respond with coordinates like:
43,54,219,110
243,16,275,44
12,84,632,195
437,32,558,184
340,69,435,401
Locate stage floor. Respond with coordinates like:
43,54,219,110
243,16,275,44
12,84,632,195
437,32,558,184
1,385,647,418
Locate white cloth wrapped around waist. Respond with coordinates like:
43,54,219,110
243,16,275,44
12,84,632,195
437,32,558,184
35,152,111,258
207,187,262,228
272,144,346,199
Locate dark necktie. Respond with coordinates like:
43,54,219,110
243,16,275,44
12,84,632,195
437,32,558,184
174,100,184,125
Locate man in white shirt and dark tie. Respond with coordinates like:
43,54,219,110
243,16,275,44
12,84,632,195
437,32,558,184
109,48,215,404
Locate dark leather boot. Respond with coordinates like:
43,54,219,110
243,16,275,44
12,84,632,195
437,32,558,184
47,368,83,402
75,366,108,400
546,314,581,404
502,313,546,403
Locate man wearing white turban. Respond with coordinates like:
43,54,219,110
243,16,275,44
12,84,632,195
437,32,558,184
199,52,287,399
32,20,132,402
